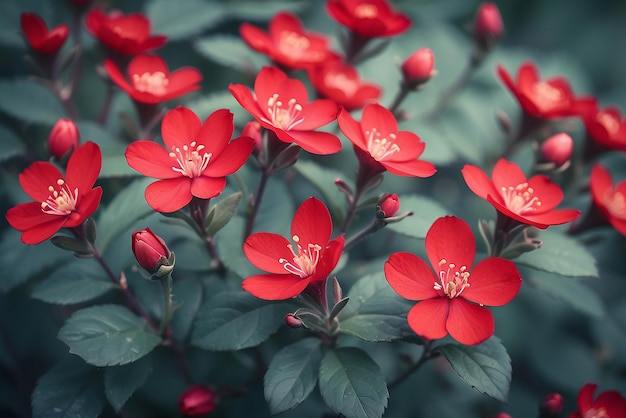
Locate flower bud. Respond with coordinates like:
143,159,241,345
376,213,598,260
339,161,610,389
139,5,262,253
401,48,435,88
540,133,573,168
473,3,504,50
179,385,217,416
49,118,80,159
132,228,171,275
539,392,563,418
379,193,400,218
285,313,304,328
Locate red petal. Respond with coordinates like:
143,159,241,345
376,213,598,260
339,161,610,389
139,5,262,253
268,12,304,40
229,83,265,122
461,163,499,202
242,273,310,300
337,107,366,150
497,64,519,97
127,54,169,77
66,142,101,193
19,161,63,202
446,298,494,345
297,99,338,130
425,216,475,275
65,187,103,227
384,252,439,300
240,23,272,53
145,178,192,213
361,103,398,141
406,299,449,341
462,257,521,306
590,164,613,206
19,217,67,245
21,13,48,41
190,176,226,199
6,202,60,230
243,232,294,273
253,67,290,113
577,383,597,413
594,390,626,417
383,159,436,178
387,131,425,161
204,137,254,177
161,107,202,150
491,158,528,191
526,174,564,211
197,109,234,156
310,236,345,281
523,209,580,227
516,61,540,93
291,197,332,248
163,67,202,98
125,140,180,179
285,130,341,155
137,35,167,53
104,59,134,95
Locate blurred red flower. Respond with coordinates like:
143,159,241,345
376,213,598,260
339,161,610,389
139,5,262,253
105,54,202,105
6,142,103,245
582,104,626,152
178,385,217,417
86,9,166,55
242,197,344,300
385,216,521,345
125,107,254,213
337,103,436,177
308,60,380,111
230,66,341,155
20,12,69,55
568,383,626,418
240,12,339,70
462,158,580,229
326,0,411,38
590,164,626,236
497,61,595,119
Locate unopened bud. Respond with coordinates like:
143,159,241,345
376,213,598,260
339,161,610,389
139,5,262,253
378,193,400,218
179,385,217,416
474,2,504,50
49,118,80,159
540,133,573,168
285,313,304,328
539,392,563,418
131,228,173,277
401,48,435,89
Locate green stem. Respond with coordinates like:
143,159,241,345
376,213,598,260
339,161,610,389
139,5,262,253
387,85,410,118
158,274,174,334
244,169,269,238
343,219,378,251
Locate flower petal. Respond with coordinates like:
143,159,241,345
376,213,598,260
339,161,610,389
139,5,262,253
386,131,425,161
161,106,202,150
128,54,169,77
285,130,341,155
461,163,499,202
190,176,226,199
446,298,494,345
242,273,310,300
594,390,626,417
66,142,102,193
491,158,528,191
406,298,450,341
523,208,580,227
425,216,475,275
296,99,338,130
361,103,398,140
337,107,367,150
197,109,235,156
383,159,436,178
145,178,192,213
163,67,202,100
65,186,103,228
291,197,332,247
462,257,521,306
385,252,439,300
527,174,564,211
240,23,272,54
229,83,266,122
243,232,294,273
126,140,180,179
6,202,60,230
19,162,63,202
310,236,344,281
20,217,67,245
204,137,254,177
576,383,596,413
590,164,613,206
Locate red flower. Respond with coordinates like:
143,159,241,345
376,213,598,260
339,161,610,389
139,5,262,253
568,383,626,418
326,0,411,38
337,103,436,177
462,158,580,229
497,61,595,119
582,104,626,152
20,13,69,55
105,54,202,105
590,164,626,236
125,107,254,213
6,142,103,245
240,12,339,70
384,216,521,345
242,197,345,300
307,60,381,111
86,9,167,55
179,385,217,417
229,66,341,155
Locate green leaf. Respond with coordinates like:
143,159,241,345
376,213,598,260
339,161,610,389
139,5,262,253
294,159,347,225
31,358,104,418
99,142,138,177
386,195,449,239
215,216,258,278
264,338,321,415
191,290,288,351
515,230,598,278
171,277,204,342
438,336,512,402
104,355,153,412
339,273,413,342
58,304,161,367
31,261,117,305
206,192,242,237
146,0,227,41
194,34,266,74
318,347,388,418
0,124,24,161
0,79,66,124
50,235,92,255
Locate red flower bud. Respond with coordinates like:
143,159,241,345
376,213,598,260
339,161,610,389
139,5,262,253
48,118,80,159
379,193,400,218
540,133,573,167
402,48,435,88
179,385,217,416
285,313,304,328
539,392,563,417
474,3,504,49
132,228,171,274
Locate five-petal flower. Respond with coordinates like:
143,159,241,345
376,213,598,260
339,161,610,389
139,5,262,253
242,197,345,300
582,104,626,153
326,0,411,39
6,142,103,245
384,216,521,345
125,107,254,212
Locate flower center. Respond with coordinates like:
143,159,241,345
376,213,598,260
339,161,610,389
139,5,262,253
263,93,305,131
500,182,542,214
585,407,609,418
354,4,379,18
279,234,322,278
604,190,626,219
278,30,316,59
324,72,359,97
434,259,470,299
596,111,620,136
169,141,212,178
41,179,78,216
365,127,400,161
132,72,169,96
533,82,564,103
